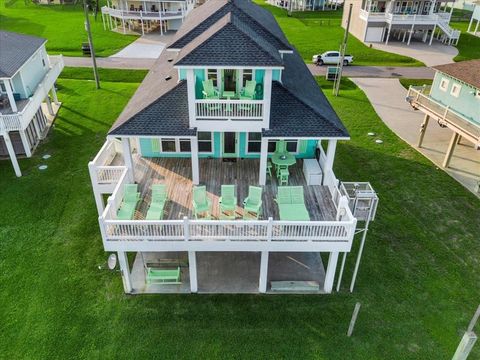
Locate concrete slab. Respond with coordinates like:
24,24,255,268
352,78,480,197
130,251,326,294
368,39,458,67
110,34,170,59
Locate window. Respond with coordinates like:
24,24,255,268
207,69,217,87
243,69,253,86
450,83,461,98
198,132,213,153
179,138,191,152
267,139,298,154
42,58,46,67
439,78,449,92
161,138,176,152
0,82,5,93
475,90,480,99
246,132,262,153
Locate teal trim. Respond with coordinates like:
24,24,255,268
194,69,206,99
272,69,281,81
213,132,221,158
255,69,265,84
179,69,187,80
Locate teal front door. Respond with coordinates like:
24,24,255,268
222,132,238,158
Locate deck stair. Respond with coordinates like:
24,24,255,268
437,18,461,45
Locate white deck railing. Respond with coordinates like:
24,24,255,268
88,139,124,186
0,55,64,133
101,6,184,20
195,100,264,120
406,86,480,146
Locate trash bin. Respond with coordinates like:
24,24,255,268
82,42,91,56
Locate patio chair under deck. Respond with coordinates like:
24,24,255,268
192,185,212,219
243,186,263,220
219,185,236,219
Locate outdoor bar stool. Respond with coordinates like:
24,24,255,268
276,164,288,178
279,169,289,186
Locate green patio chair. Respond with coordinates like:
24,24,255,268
240,80,257,100
146,184,168,220
192,185,212,219
279,168,289,186
275,140,286,154
290,186,305,204
219,185,236,219
243,186,263,220
202,79,219,99
117,188,140,220
124,184,138,194
276,186,292,205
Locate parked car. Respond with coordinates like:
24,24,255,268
312,51,353,66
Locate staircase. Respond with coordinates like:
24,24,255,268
437,17,461,45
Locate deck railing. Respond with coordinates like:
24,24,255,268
88,139,124,186
101,6,184,20
0,55,64,133
195,100,264,120
406,86,480,146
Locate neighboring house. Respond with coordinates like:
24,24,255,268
101,0,196,35
0,31,64,177
267,0,341,11
467,3,480,35
342,0,461,46
406,60,480,171
89,0,377,295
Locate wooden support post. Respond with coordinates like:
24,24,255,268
19,130,31,157
336,252,347,292
324,252,339,293
418,114,430,148
443,132,459,168
45,94,54,116
259,251,269,293
347,302,361,337
117,251,132,293
188,250,198,293
51,85,59,105
190,137,199,185
259,137,269,186
3,132,22,177
452,332,477,360
429,24,436,45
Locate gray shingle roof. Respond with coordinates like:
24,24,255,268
0,31,46,78
109,81,195,137
175,13,283,67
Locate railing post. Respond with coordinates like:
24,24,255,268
267,217,273,242
183,216,190,241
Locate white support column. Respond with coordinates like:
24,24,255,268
3,133,22,177
19,130,32,157
259,137,269,185
324,252,339,293
4,80,17,113
263,69,273,127
117,251,133,293
186,69,196,127
385,24,392,45
325,139,337,172
418,114,430,147
258,251,269,293
45,95,54,116
188,251,198,293
443,132,459,168
407,23,414,45
121,137,135,182
475,20,480,34
32,114,42,138
51,85,59,105
429,24,436,45
190,137,199,185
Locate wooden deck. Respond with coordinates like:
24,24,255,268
124,156,336,221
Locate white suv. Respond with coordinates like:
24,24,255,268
312,51,353,66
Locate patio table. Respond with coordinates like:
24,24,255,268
278,204,310,221
271,152,296,167
221,91,236,112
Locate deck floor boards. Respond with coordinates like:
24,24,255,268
127,156,336,221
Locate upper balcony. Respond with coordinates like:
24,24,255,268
0,55,64,133
360,8,453,26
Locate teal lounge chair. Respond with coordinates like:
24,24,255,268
219,185,236,219
202,79,219,99
240,80,257,100
243,186,263,219
275,186,310,221
146,184,168,220
192,185,212,219
117,186,140,220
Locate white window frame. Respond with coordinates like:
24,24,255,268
450,83,461,98
151,137,193,153
198,132,214,154
439,77,449,92
245,132,262,154
179,138,192,153
160,138,177,153
268,139,299,154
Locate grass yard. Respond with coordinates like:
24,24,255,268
450,21,480,62
0,0,137,56
254,1,424,66
399,78,433,89
1,69,479,358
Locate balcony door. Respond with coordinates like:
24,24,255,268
223,69,237,93
222,132,238,158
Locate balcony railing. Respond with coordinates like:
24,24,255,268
195,100,264,120
0,55,64,133
406,86,480,147
101,6,184,20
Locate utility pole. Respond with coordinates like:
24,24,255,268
288,0,293,16
333,3,352,96
83,0,100,89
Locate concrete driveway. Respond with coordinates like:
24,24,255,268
368,39,459,67
110,33,175,59
352,78,479,197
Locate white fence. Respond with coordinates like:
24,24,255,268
195,100,264,120
101,6,184,20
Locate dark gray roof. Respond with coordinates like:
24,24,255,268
175,13,283,67
0,31,46,78
263,81,348,138
169,0,291,51
109,81,195,137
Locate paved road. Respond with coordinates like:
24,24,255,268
352,77,479,197
307,64,434,79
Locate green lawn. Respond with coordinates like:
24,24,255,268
254,1,424,66
1,70,479,358
0,0,137,56
450,21,480,62
399,78,433,89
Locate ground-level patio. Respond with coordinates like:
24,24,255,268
130,251,326,294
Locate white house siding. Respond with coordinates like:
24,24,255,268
15,47,49,98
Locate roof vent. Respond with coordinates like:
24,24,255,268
165,76,172,81
167,58,173,62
